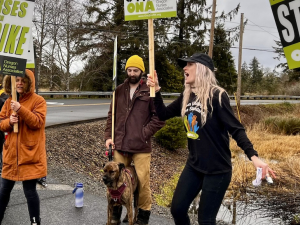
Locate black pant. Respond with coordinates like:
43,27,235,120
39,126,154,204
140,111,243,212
0,131,4,173
0,178,40,224
171,163,232,225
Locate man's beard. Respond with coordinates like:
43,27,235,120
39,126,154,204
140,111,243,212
128,73,142,84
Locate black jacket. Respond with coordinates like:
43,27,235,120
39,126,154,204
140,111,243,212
153,91,258,174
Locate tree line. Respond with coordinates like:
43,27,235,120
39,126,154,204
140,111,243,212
32,0,300,95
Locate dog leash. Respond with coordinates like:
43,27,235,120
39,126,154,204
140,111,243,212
105,144,114,161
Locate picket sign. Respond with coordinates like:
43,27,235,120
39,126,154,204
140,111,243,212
0,0,36,133
269,0,300,69
124,0,177,97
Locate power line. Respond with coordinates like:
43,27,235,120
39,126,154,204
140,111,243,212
230,46,276,53
224,20,277,30
226,27,279,34
245,17,280,39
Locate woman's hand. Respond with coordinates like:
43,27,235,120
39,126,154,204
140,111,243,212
251,155,276,180
105,139,115,150
147,70,161,92
10,100,21,112
9,114,18,126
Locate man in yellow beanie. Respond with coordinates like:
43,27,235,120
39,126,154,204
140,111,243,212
105,55,164,225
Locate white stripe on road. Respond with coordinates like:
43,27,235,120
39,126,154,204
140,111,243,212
46,102,64,105
13,184,74,191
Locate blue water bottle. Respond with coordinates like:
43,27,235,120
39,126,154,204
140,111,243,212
72,183,84,207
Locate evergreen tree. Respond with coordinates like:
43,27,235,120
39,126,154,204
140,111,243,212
241,61,251,94
249,57,263,93
77,0,149,91
212,23,237,94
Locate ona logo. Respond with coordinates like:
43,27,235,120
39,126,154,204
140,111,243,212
127,1,155,13
126,0,146,2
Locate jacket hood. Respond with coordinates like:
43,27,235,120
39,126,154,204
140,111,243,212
2,69,35,95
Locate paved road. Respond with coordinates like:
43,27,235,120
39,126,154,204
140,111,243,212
46,99,111,127
1,175,174,225
45,98,300,127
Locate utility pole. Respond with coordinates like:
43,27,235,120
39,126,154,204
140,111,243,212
236,13,244,108
208,0,217,58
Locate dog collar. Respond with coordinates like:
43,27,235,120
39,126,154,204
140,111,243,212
109,182,127,204
108,169,135,204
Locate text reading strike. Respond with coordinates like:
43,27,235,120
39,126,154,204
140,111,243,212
0,24,29,55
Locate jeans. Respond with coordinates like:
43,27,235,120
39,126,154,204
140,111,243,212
0,178,40,223
171,163,232,225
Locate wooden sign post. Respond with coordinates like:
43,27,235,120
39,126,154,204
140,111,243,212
124,0,177,97
148,19,155,97
11,76,18,133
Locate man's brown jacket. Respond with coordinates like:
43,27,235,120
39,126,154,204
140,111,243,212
105,79,164,153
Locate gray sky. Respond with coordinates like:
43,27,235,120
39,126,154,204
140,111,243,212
216,0,286,71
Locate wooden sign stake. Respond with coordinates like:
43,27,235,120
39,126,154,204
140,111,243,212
148,19,155,97
11,76,18,133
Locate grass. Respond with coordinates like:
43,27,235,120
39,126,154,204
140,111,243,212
153,169,181,207
263,115,300,135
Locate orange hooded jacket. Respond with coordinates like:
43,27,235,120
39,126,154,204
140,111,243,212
0,69,47,181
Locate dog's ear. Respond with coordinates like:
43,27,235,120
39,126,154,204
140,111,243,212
118,163,125,172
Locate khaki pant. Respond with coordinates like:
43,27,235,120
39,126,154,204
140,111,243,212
114,150,152,211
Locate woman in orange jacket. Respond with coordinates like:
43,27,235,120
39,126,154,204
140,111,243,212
0,69,47,225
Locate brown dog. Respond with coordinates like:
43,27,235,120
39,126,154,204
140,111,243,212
103,161,138,225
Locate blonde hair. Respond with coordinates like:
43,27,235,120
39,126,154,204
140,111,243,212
181,63,226,127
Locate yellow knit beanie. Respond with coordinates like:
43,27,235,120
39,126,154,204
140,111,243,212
125,55,145,72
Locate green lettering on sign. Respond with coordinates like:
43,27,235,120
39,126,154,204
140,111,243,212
16,26,29,55
19,1,27,18
145,1,155,11
0,0,4,12
0,23,9,51
4,25,21,54
11,1,20,16
136,2,144,13
128,3,135,13
2,0,12,15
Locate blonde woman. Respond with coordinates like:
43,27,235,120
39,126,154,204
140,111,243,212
147,53,276,225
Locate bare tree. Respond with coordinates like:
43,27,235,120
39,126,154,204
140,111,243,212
33,0,53,89
54,0,84,91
